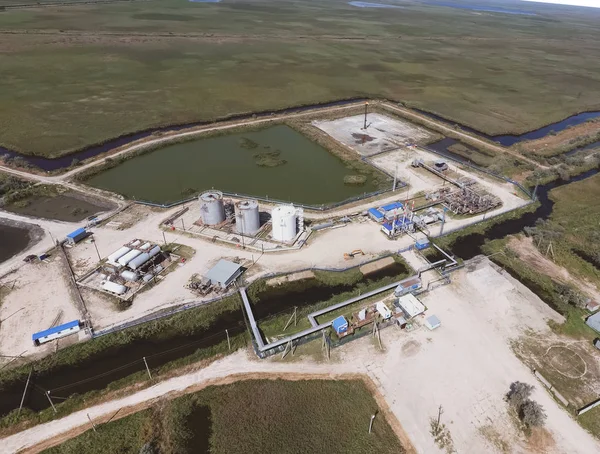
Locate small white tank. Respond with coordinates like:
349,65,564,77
235,200,260,235
199,190,226,225
271,204,297,242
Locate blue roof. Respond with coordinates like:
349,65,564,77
332,316,348,330
67,227,86,239
586,312,600,333
381,202,403,212
416,238,430,245
33,320,80,341
382,222,393,231
368,208,384,220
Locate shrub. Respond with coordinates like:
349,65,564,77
520,399,546,428
506,381,533,409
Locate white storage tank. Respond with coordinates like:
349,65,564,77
102,281,127,295
120,270,139,282
128,245,162,270
200,190,226,225
107,246,130,266
235,200,260,235
271,204,297,242
117,249,142,267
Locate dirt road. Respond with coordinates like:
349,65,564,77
380,102,547,169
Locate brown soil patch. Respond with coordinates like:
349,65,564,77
401,340,421,357
527,427,555,453
22,372,416,454
507,235,600,302
360,256,395,275
515,118,600,157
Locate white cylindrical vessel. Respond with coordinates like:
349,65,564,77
271,204,297,242
235,200,260,235
199,190,226,225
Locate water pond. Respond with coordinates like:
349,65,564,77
0,223,31,263
86,125,382,205
424,1,536,16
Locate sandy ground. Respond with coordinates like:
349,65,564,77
508,235,600,303
313,113,435,157
4,258,599,454
0,254,80,362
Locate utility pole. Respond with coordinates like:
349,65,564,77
143,357,152,380
369,412,377,434
363,102,369,130
435,405,444,433
92,239,101,262
48,230,56,247
181,218,185,231
18,368,33,416
226,329,231,351
46,390,57,414
87,413,97,432
162,231,167,246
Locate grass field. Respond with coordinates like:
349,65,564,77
42,379,405,454
1,0,600,156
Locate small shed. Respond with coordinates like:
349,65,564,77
368,208,384,222
32,320,81,346
415,238,430,250
586,312,600,333
398,294,425,319
425,315,441,331
586,300,600,313
332,316,349,335
65,228,88,245
204,259,244,289
394,276,422,297
376,301,392,320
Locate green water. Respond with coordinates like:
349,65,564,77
87,125,382,205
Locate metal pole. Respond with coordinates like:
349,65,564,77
226,329,231,351
181,218,185,231
143,357,152,380
369,413,376,434
48,230,56,247
18,368,33,416
162,231,167,246
87,413,97,432
363,102,368,129
46,391,57,414
93,240,101,262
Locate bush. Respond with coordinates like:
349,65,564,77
506,381,533,409
520,399,546,428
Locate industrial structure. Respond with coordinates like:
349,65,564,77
199,190,226,225
203,259,245,290
271,204,304,242
32,320,82,346
65,227,88,245
235,200,261,235
79,239,170,298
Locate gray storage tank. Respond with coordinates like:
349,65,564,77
200,190,226,225
235,200,260,235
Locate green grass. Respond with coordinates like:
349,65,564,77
1,0,600,156
42,409,152,454
579,406,600,440
44,379,405,454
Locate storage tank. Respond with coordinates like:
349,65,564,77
117,249,142,267
120,270,139,282
199,190,226,225
128,245,162,270
271,205,297,242
102,281,127,295
107,246,130,266
235,200,260,235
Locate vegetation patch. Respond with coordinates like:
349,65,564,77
343,174,368,185
253,150,287,167
43,379,405,454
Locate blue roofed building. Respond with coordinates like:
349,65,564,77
586,312,600,333
332,316,349,335
65,227,88,245
381,202,403,212
32,320,81,346
368,208,384,222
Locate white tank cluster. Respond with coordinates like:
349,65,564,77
235,200,260,235
200,190,226,225
271,204,303,242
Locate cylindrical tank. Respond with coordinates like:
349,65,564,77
271,205,297,242
199,190,225,225
235,200,260,235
